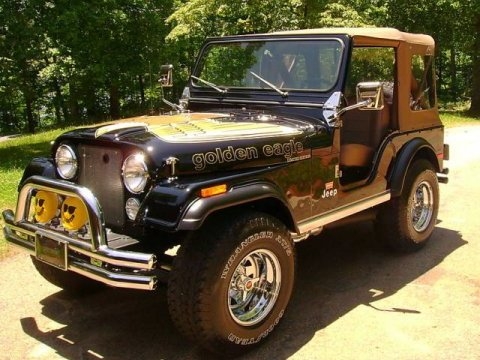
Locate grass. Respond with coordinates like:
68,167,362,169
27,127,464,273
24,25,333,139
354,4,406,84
439,100,480,127
0,112,478,259
440,111,480,127
0,128,74,259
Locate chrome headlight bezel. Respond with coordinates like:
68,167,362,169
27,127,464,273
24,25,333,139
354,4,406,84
55,144,78,180
122,153,149,194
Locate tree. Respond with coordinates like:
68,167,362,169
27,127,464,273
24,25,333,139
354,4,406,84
46,0,174,121
467,3,480,115
1,0,478,133
0,1,51,132
167,0,304,60
308,2,368,27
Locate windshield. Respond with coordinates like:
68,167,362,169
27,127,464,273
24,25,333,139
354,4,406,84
194,39,344,92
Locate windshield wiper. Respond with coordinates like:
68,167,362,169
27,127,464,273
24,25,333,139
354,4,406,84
249,71,288,98
162,98,183,111
191,75,227,94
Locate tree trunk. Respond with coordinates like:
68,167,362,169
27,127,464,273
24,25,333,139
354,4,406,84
450,46,457,101
24,91,36,133
436,52,443,98
68,82,81,123
53,80,62,124
19,63,37,133
138,75,145,108
109,83,120,119
85,85,98,121
469,15,480,115
53,78,68,124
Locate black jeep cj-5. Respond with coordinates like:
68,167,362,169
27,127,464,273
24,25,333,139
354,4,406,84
3,28,449,354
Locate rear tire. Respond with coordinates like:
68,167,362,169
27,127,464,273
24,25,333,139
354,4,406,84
377,159,439,252
167,211,295,355
31,256,104,294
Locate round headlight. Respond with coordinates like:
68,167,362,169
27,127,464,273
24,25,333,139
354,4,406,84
122,153,149,194
125,197,141,220
55,144,77,179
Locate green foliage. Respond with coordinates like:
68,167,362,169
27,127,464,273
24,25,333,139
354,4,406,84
199,44,259,87
345,47,395,98
440,111,480,127
167,0,304,41
313,2,368,27
1,0,480,134
0,0,174,133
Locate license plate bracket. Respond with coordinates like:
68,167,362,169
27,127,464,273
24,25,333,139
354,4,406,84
35,231,68,271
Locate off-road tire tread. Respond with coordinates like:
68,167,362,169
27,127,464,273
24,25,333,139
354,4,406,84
377,159,439,252
167,211,293,354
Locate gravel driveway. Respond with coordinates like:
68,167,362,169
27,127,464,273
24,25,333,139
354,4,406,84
1,125,479,360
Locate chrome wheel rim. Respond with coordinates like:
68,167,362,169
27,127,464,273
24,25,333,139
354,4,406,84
411,180,434,232
228,249,281,326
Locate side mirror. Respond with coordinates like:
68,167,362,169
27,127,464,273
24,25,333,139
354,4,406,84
159,64,174,87
159,64,183,112
323,91,342,126
323,90,373,127
356,81,384,109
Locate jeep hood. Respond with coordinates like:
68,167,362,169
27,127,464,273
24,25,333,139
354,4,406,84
56,112,318,176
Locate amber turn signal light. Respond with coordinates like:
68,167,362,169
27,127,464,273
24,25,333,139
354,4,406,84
200,184,227,198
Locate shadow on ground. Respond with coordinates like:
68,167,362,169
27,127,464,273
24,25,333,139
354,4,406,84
20,221,466,360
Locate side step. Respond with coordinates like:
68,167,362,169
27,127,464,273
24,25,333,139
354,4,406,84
295,191,391,239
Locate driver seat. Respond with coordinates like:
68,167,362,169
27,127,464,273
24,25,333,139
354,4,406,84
340,105,390,168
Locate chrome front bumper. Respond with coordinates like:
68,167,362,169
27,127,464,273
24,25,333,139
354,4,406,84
2,176,158,290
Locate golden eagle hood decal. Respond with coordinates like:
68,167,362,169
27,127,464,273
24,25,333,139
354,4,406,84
94,113,302,143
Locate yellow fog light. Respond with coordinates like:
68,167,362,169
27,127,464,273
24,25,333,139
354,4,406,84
34,191,59,223
61,196,88,231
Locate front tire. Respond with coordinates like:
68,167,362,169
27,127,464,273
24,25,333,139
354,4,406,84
167,211,295,355
377,159,439,252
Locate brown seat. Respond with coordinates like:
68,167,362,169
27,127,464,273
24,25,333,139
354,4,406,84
340,143,375,167
340,105,390,167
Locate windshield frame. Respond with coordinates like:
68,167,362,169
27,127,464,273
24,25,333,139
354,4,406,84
192,37,346,94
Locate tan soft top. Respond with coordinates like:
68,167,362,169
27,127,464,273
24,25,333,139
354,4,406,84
272,27,434,47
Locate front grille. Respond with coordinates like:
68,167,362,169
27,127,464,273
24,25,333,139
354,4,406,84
78,145,125,228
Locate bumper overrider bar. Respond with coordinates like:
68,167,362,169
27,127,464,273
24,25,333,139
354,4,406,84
2,176,158,290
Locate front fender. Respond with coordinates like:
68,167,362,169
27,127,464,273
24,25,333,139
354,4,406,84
19,157,56,190
389,137,439,197
177,182,293,231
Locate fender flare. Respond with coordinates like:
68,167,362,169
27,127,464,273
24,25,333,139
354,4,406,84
177,181,294,231
19,157,56,191
389,137,439,197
